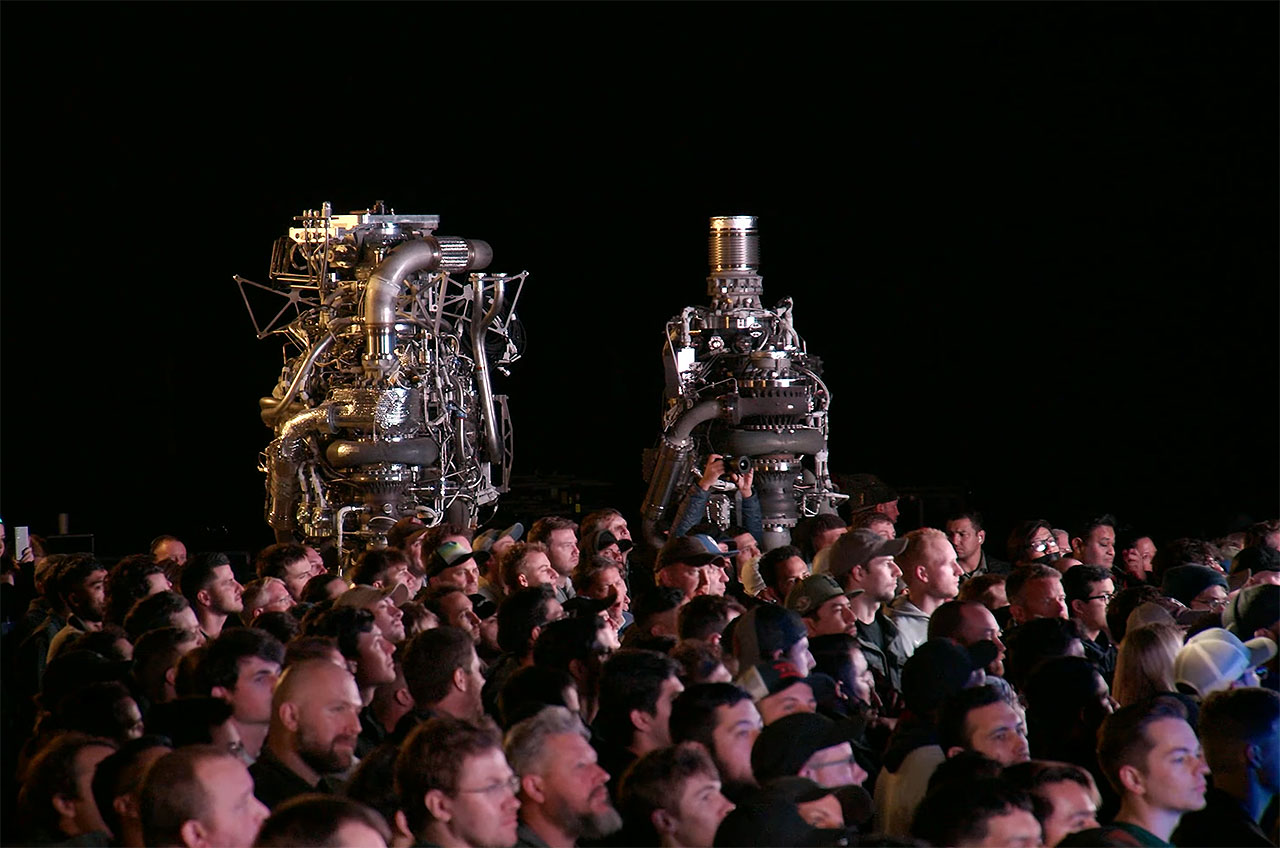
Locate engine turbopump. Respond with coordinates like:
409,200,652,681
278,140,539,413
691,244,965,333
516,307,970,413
640,216,845,551
236,202,527,561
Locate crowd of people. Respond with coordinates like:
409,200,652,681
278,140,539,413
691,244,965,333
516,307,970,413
1,463,1277,848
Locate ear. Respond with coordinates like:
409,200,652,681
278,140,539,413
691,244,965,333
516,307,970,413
1009,604,1028,625
180,819,208,848
630,706,655,736
530,625,543,645
280,701,302,733
914,565,930,585
652,808,678,836
395,686,415,709
1117,763,1145,795
1070,599,1088,619
210,684,231,701
1245,742,1263,770
1070,537,1084,556
196,588,212,609
425,789,453,823
372,579,385,589
165,666,177,688
521,773,547,805
452,666,468,692
51,793,77,820
393,809,414,840
804,617,820,638
946,746,967,759
569,657,587,683
707,632,722,647
517,574,530,588
976,529,986,545
114,793,139,821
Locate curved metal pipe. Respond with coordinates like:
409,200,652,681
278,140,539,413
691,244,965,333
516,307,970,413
325,437,439,468
364,239,443,371
268,318,354,425
268,406,338,541
471,276,505,461
639,395,736,550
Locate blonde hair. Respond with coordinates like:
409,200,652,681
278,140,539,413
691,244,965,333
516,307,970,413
1111,622,1183,707
897,526,949,581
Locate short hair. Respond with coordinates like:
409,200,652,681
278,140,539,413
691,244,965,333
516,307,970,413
283,635,342,667
958,573,1008,606
1023,656,1108,749
1152,538,1222,580
496,585,558,655
499,541,551,590
179,552,232,606
1004,618,1081,690
255,543,309,581
757,545,804,589
927,749,1005,793
1002,760,1101,825
1006,519,1056,564
631,586,685,632
67,623,133,662
132,626,198,703
947,510,987,533
254,610,301,645
532,615,609,671
595,649,682,747
240,577,280,614
911,778,1038,847
1197,686,1280,774
808,632,862,697
343,745,401,837
1062,564,1113,604
254,793,391,847
301,573,345,604
52,554,108,606
401,626,475,706
395,717,502,835
677,594,742,642
146,696,235,748
150,535,183,557
571,554,623,596
850,511,896,532
18,731,118,839
303,606,377,661
670,639,729,685
928,599,982,641
201,627,285,691
938,683,1005,753
349,548,408,588
1006,564,1062,607
528,515,578,544
421,584,468,622
1096,695,1190,794
174,644,212,696
497,665,578,729
106,554,168,625
55,680,140,743
792,514,846,562
91,734,172,840
123,590,192,641
896,527,948,578
140,745,237,847
669,682,752,752
617,742,718,843
1075,514,1118,542
504,705,589,776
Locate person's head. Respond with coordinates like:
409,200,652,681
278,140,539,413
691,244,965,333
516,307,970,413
528,515,580,578
304,605,397,689
824,529,908,604
349,547,412,592
132,625,200,704
401,625,485,719
497,665,580,729
897,527,963,602
1007,564,1068,624
67,622,134,663
750,711,867,788
106,553,171,625
946,511,988,562
784,574,860,638
670,682,762,789
1152,538,1224,581
54,553,109,622
1161,565,1230,613
253,794,391,848
505,706,622,840
1111,622,1183,707
578,508,633,567
499,541,558,592
241,576,295,624
123,590,200,643
756,545,809,601
496,584,564,657
145,696,241,753
1062,564,1114,633
1002,760,1101,848
929,599,1007,676
181,552,245,618
1096,696,1208,812
677,594,743,645
1003,617,1084,691
808,633,876,707
619,741,735,848
630,586,687,641
335,583,410,643
56,679,145,745
1118,532,1159,581
1071,515,1117,568
1174,626,1277,696
533,615,615,717
255,542,322,601
1023,656,1115,749
571,554,631,632
91,735,172,845
1006,520,1061,568
670,638,733,686
140,745,269,848
850,510,897,540
282,634,345,669
395,717,520,848
656,534,731,599
301,572,347,604
939,684,1031,766
731,604,815,672
596,649,685,752
901,637,994,719
1197,686,1280,794
734,661,820,725
792,513,848,563
911,778,1042,848
422,584,481,642
18,731,118,841
269,659,363,776
201,627,286,725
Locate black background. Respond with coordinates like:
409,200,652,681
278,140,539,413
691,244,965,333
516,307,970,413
2,3,1276,560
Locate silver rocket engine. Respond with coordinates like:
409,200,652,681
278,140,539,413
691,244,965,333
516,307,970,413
640,216,845,551
236,202,528,561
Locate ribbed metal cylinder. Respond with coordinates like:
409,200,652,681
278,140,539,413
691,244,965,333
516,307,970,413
708,216,758,273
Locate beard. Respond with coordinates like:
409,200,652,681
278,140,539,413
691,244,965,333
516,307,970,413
548,789,623,840
297,726,356,775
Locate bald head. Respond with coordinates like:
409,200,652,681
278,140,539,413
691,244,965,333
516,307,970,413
273,658,358,712
268,659,363,779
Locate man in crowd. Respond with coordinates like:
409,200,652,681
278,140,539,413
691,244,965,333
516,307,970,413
947,510,1011,581
505,705,623,846
617,741,737,848
180,552,244,642
255,543,325,603
200,627,285,763
670,682,764,802
140,744,269,848
591,649,685,800
755,544,809,605
571,555,632,635
16,731,117,845
528,515,580,602
151,535,189,567
91,735,173,848
1072,514,1118,569
655,534,731,600
1003,760,1101,847
1006,564,1069,626
887,527,964,660
393,626,488,740
1063,564,1117,685
785,573,859,638
334,583,409,645
938,683,1031,766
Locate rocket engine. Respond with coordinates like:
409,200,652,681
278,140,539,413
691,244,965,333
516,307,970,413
640,216,845,551
236,202,527,561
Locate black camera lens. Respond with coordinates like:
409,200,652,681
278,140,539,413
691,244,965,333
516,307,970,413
721,455,752,475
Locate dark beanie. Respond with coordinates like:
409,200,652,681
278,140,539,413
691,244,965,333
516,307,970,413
1161,564,1228,606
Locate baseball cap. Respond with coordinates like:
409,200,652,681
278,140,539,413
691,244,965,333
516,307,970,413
825,529,908,580
561,593,614,618
732,605,809,668
750,711,861,783
386,516,428,549
1174,626,1278,697
468,593,498,620
735,660,814,703
335,582,410,609
426,541,477,578
474,522,525,552
657,533,725,569
1230,545,1280,576
785,574,863,615
900,637,998,715
595,529,634,554
1224,584,1279,639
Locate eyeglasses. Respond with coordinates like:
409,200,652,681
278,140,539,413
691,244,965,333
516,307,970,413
1085,592,1114,603
1028,539,1058,553
457,775,521,797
